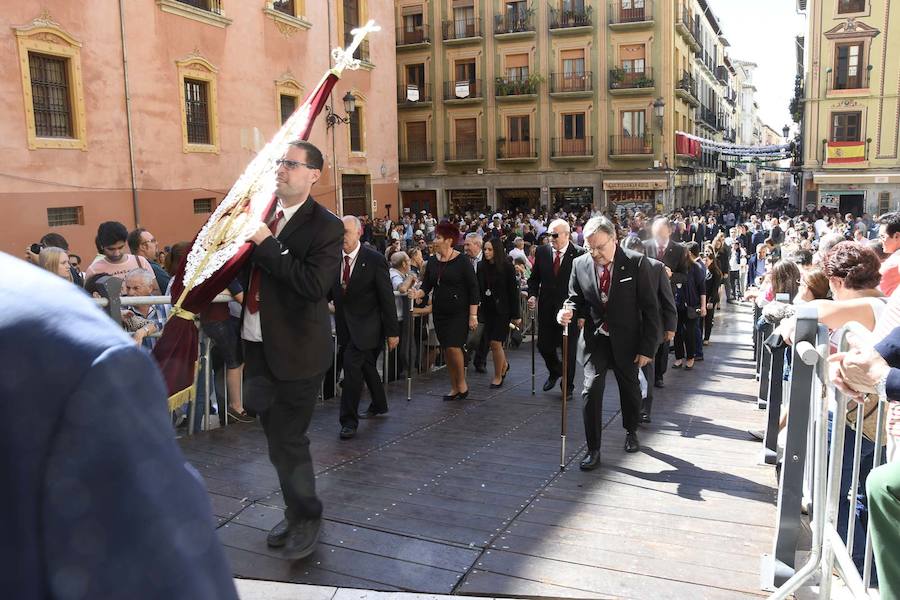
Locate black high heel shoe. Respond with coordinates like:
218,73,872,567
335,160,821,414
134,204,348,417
456,389,469,400
489,363,511,389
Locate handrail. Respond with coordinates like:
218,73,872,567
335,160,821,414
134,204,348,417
764,318,883,598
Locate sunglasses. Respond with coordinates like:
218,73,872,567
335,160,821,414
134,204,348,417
548,233,560,239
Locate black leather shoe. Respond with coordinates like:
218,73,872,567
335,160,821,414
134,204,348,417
456,389,469,401
654,379,664,388
282,518,322,560
579,450,601,471
543,376,560,392
640,412,651,424
339,426,356,439
358,408,387,419
489,380,504,389
267,518,291,548
625,432,640,453
474,365,487,374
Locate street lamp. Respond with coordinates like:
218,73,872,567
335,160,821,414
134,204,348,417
653,97,665,132
782,124,790,140
325,91,357,129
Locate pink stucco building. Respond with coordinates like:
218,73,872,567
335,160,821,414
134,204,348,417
0,1,398,259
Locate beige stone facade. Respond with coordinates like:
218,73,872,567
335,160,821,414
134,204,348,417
395,0,742,216
801,0,900,215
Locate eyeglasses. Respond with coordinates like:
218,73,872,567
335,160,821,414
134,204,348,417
275,158,316,171
141,238,157,246
548,233,560,239
587,236,614,256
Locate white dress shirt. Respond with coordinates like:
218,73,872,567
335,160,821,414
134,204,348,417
242,199,306,343
342,242,362,285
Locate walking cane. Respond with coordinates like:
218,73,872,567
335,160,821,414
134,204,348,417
407,297,414,402
560,301,574,471
530,306,536,395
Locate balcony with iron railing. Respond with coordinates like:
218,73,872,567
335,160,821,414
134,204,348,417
698,106,718,129
608,1,653,29
675,72,699,106
494,12,535,36
551,136,593,159
827,65,872,94
495,75,541,100
397,83,432,106
675,4,700,51
609,134,654,157
443,79,483,102
400,143,434,164
497,137,539,160
176,0,223,14
723,128,736,143
608,68,654,95
396,24,431,47
445,139,485,162
349,38,370,63
441,18,482,42
549,71,593,95
549,6,592,31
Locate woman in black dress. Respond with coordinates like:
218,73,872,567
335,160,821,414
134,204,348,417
476,238,522,388
408,222,479,400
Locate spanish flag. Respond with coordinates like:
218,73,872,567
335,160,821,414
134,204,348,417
826,141,865,164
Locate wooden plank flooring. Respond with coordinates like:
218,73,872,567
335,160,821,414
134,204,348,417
180,303,776,599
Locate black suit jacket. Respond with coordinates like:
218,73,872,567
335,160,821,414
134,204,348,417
642,239,687,274
476,260,521,319
527,243,585,329
689,223,706,245
567,247,660,364
331,245,399,351
243,196,344,380
647,256,678,337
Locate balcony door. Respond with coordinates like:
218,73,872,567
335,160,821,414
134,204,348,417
619,0,645,22
507,115,531,157
506,53,529,82
621,110,645,153
406,121,428,161
454,58,476,98
834,43,863,89
561,112,586,155
402,9,424,44
453,0,475,37
454,118,477,158
406,63,425,100
561,49,585,91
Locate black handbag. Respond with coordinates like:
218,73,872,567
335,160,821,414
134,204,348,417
508,324,524,348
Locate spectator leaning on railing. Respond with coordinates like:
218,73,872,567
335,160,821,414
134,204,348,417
829,325,900,600
120,268,168,350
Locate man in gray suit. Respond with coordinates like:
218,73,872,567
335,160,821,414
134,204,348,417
622,236,676,423
559,217,660,471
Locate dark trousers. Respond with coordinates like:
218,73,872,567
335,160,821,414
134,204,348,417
581,336,642,450
243,342,323,523
386,318,408,382
339,341,388,429
641,349,658,416
653,341,668,382
538,320,577,387
704,304,716,341
674,309,698,360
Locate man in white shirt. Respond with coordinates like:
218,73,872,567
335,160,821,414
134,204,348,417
508,237,527,262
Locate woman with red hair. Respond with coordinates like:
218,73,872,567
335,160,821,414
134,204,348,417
409,221,479,400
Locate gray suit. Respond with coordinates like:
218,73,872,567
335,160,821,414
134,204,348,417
567,247,660,449
641,257,677,417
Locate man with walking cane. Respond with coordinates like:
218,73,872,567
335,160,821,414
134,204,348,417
528,219,585,396
558,216,660,471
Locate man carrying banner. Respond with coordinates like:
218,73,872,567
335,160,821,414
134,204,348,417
241,140,343,559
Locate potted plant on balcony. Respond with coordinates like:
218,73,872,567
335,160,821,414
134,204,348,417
524,73,543,94
636,74,653,88
610,69,624,89
642,136,652,154
495,77,509,96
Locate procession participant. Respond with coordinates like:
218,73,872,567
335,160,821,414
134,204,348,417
558,216,660,470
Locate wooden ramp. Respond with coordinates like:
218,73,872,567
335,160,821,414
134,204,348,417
180,303,776,599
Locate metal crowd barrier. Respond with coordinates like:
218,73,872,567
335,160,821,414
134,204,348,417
759,308,886,598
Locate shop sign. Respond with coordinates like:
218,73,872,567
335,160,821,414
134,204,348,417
603,180,668,191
